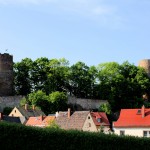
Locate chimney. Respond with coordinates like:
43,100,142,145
25,104,28,110
32,105,35,110
68,108,71,119
142,105,145,118
56,112,59,117
40,115,43,121
0,112,3,120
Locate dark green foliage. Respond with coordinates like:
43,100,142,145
22,90,68,114
3,107,13,115
98,61,150,111
69,62,98,98
14,57,150,113
14,58,33,95
0,122,150,150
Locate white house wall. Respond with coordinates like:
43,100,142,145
9,107,23,117
82,113,97,132
113,127,150,137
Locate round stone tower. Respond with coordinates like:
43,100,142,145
138,59,150,77
0,53,13,96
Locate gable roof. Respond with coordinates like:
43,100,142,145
26,116,55,127
16,107,45,119
56,111,90,130
113,107,150,128
2,116,21,123
91,112,110,126
43,116,55,126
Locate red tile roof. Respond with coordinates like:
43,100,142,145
91,112,110,126
114,107,150,127
26,116,55,127
43,116,55,126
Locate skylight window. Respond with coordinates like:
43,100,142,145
137,109,141,114
97,118,101,123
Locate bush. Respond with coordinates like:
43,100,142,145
0,122,150,150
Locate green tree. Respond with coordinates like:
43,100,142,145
97,61,150,111
14,58,33,95
47,58,70,94
28,90,50,114
99,103,112,114
69,62,98,98
26,90,67,114
49,91,67,112
31,57,49,92
3,107,13,115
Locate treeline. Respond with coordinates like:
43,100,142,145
14,58,150,111
0,122,150,150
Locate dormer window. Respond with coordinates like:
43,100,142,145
137,109,141,114
97,118,101,123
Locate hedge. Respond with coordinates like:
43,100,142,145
0,122,150,150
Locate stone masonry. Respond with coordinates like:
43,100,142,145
0,53,13,96
139,59,150,77
0,96,24,112
68,96,108,110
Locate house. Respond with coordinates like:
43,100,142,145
56,108,110,133
0,112,21,124
90,112,110,133
9,104,45,124
113,105,150,137
26,115,55,127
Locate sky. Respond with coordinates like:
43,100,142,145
0,0,150,66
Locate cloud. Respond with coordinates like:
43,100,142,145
0,0,122,28
0,0,115,16
92,6,114,16
58,0,115,15
0,0,56,5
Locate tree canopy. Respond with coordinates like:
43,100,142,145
14,58,150,113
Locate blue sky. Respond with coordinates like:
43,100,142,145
0,0,150,66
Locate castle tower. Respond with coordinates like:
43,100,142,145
0,53,13,96
138,59,150,77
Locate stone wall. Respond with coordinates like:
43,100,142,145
0,96,24,112
68,96,108,110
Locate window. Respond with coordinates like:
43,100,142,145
137,109,141,114
97,118,101,123
143,131,147,137
88,116,90,119
15,110,16,113
89,123,91,127
143,131,150,137
120,130,125,136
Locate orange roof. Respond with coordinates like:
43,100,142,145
26,116,55,127
91,112,110,126
42,116,55,126
114,107,150,128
